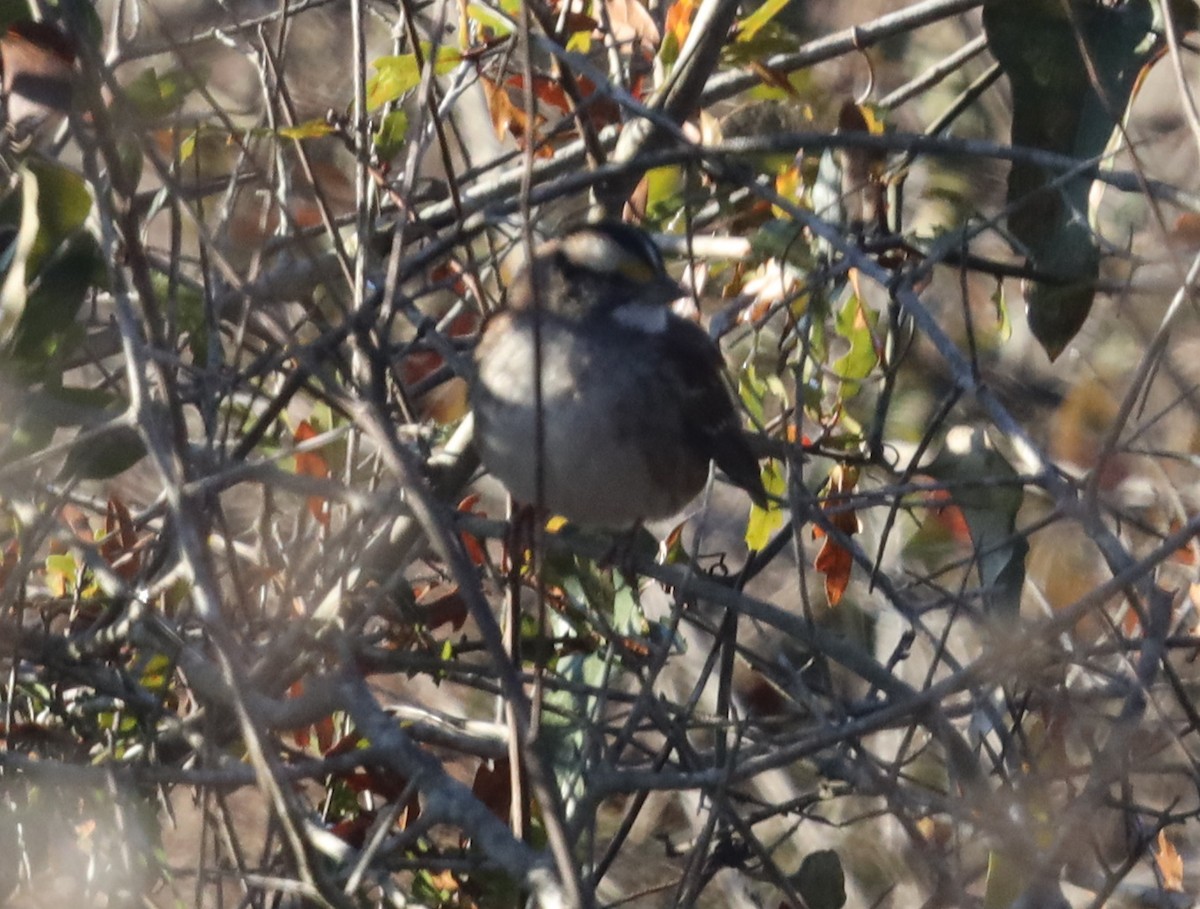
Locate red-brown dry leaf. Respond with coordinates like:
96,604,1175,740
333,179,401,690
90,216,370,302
504,73,621,127
60,503,93,541
739,670,787,717
323,731,364,758
399,349,445,387
472,757,513,824
343,768,417,810
286,680,336,752
313,712,336,754
430,260,469,298
748,61,797,96
420,586,469,631
294,420,331,526
329,815,373,849
836,101,888,232
103,496,141,580
1172,212,1200,249
288,680,311,749
227,193,282,248
557,9,599,34
1121,602,1143,637
1156,829,1184,892
812,465,860,606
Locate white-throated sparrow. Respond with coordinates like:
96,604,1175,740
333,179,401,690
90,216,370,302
471,221,768,528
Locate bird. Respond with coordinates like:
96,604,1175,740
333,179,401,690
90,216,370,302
471,221,768,529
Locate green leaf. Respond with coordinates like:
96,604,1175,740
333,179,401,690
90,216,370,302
0,2,38,31
366,46,461,110
27,159,91,266
373,110,409,161
983,849,1024,909
983,0,1160,358
541,651,606,808
12,232,103,371
832,294,878,393
611,581,644,636
124,67,201,120
58,424,146,482
794,850,846,909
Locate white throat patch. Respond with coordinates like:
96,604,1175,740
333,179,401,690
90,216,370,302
610,302,669,334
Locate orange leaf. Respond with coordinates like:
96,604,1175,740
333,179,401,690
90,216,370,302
294,421,331,526
1156,829,1184,892
481,76,553,157
664,0,697,53
1170,519,1198,566
924,488,971,544
458,494,487,565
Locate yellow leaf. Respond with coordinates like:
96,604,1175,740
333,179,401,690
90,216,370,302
744,460,785,550
737,0,789,42
279,118,336,140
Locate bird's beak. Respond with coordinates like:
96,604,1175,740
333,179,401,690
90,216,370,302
652,275,687,305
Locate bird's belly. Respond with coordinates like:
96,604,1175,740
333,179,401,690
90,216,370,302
473,326,705,526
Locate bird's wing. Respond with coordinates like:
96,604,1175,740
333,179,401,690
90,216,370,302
661,316,768,507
